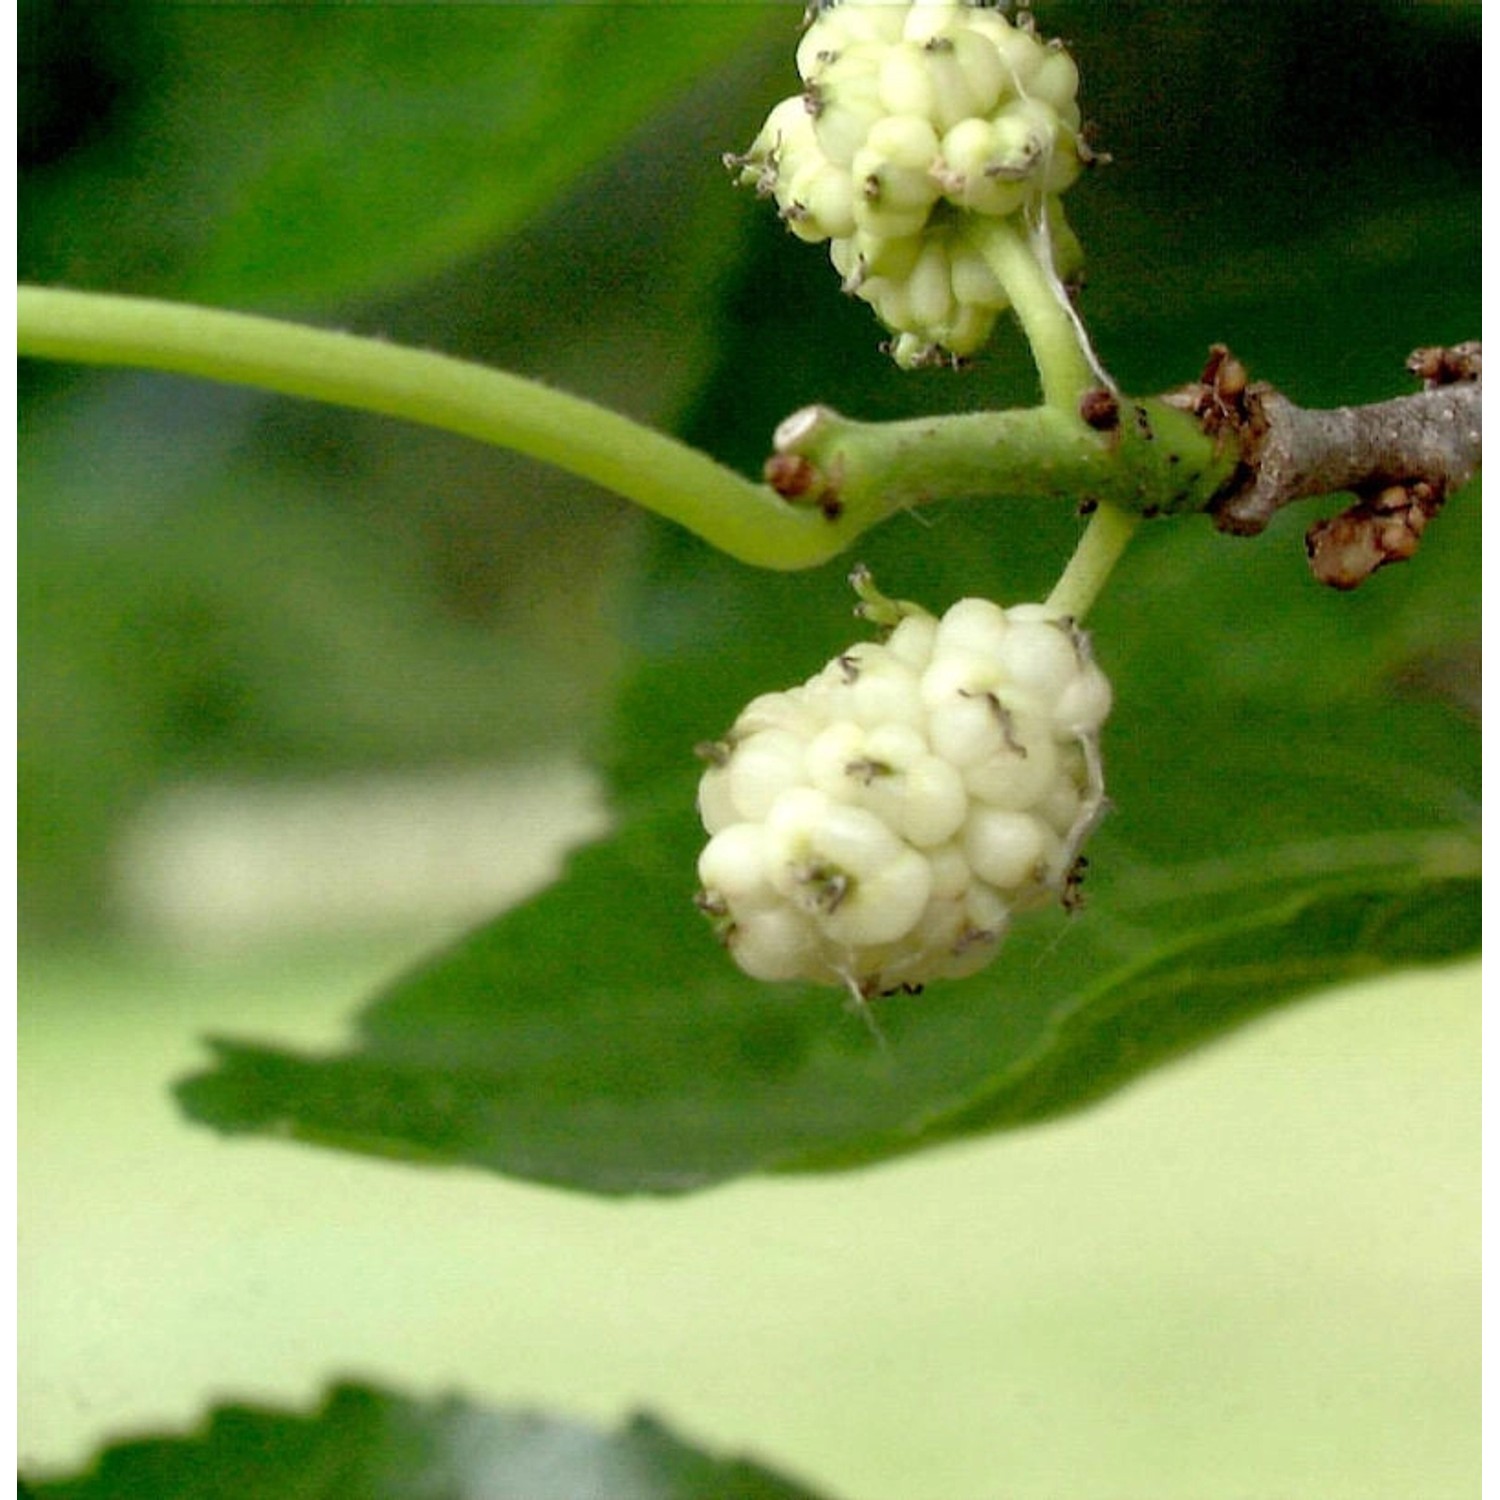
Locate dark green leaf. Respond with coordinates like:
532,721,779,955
21,1382,830,1500
178,478,1480,1195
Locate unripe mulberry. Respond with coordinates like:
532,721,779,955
727,0,1089,367
695,585,1111,1001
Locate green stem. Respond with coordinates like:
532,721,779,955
19,285,1232,587
770,398,1239,522
975,215,1104,411
16,285,879,572
1045,501,1139,621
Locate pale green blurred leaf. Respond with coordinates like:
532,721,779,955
21,2,780,307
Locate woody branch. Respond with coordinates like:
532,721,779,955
1171,342,1482,589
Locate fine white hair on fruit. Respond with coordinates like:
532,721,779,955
695,582,1111,1003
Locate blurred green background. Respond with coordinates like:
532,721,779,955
20,1,1478,1494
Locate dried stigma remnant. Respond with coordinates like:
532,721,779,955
694,571,1111,1003
726,0,1091,368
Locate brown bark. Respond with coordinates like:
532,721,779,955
1166,343,1481,589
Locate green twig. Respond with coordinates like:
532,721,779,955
17,285,880,571
19,285,1239,596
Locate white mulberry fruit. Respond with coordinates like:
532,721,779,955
695,580,1110,1001
727,0,1089,368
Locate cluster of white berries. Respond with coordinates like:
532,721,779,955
695,579,1111,1001
728,0,1087,367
